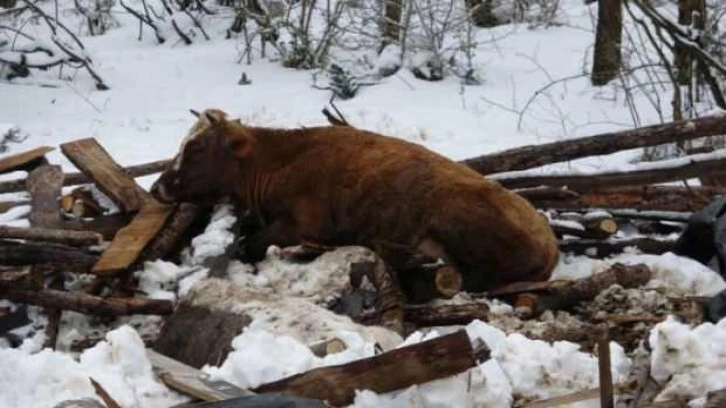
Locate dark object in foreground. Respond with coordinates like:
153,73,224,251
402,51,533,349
171,394,327,408
703,288,726,323
673,196,726,278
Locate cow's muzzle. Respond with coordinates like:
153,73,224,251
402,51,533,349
150,170,179,204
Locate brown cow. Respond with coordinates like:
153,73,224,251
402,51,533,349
151,108,559,303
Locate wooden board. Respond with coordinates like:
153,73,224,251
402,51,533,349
60,138,149,212
146,348,254,401
26,165,63,228
0,146,54,175
92,202,173,275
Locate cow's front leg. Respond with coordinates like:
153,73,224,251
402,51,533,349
280,198,340,263
235,215,301,264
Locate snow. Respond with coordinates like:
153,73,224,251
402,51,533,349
649,317,726,406
0,325,187,408
553,251,726,296
202,318,632,408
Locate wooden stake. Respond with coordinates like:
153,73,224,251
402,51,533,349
598,328,614,408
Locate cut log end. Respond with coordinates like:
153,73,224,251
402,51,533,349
435,265,463,298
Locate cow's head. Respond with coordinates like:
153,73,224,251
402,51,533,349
151,108,253,204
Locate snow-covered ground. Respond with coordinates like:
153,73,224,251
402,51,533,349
2,0,726,406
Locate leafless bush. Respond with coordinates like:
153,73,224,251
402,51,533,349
0,0,109,89
119,0,212,45
74,0,118,36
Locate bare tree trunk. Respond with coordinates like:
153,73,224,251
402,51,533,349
591,0,623,86
465,0,498,27
0,0,18,8
675,0,706,85
381,0,403,50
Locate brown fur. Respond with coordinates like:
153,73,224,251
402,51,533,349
151,109,559,298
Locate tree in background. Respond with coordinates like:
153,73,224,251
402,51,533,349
591,0,623,86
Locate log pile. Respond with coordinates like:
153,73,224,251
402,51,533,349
0,114,725,406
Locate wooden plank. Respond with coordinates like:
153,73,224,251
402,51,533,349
146,348,254,402
0,146,54,175
26,165,63,228
60,138,149,212
92,202,173,275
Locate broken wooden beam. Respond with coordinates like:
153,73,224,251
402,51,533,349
0,146,54,174
60,138,152,212
146,348,254,401
496,155,726,191
462,115,726,174
133,203,205,268
0,225,102,246
514,263,652,317
253,330,486,407
0,287,174,316
92,202,174,275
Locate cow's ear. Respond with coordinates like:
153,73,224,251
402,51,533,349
225,130,253,159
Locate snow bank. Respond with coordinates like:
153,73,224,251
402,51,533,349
553,252,726,296
649,316,726,406
203,318,632,408
0,325,186,408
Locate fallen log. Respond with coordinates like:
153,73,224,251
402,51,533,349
557,209,692,223
253,330,486,407
60,138,152,212
514,263,652,317
92,202,174,275
0,225,102,246
516,186,581,201
0,287,174,316
369,257,406,335
531,185,725,212
551,217,618,240
559,237,676,258
0,241,98,272
0,146,54,174
0,159,171,195
403,302,491,327
462,115,726,174
496,154,726,191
